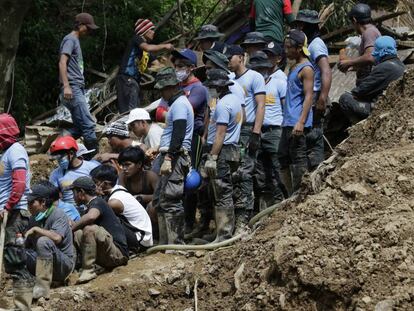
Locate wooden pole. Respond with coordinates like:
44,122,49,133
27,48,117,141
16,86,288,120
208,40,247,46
0,212,9,280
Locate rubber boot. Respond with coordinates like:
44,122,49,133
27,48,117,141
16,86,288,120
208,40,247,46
290,164,307,193
258,193,276,212
13,279,34,311
280,168,293,197
77,244,98,284
212,208,235,243
234,209,250,234
157,213,168,245
165,213,185,245
33,258,53,300
83,139,99,160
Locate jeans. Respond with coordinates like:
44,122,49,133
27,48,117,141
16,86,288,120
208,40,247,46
278,127,309,192
61,85,96,141
26,236,74,282
339,92,372,125
233,125,256,211
255,126,284,203
116,74,140,113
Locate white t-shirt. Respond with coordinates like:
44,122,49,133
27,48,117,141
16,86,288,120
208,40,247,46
109,185,153,247
143,123,163,149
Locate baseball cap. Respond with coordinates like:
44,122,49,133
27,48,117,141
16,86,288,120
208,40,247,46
171,49,198,66
263,41,284,56
69,176,96,191
76,143,96,158
154,67,180,90
104,121,130,138
225,45,245,58
75,13,99,30
286,29,310,57
27,184,53,203
126,108,151,125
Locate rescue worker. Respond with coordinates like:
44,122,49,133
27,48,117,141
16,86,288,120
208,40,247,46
49,136,99,214
279,30,314,194
25,183,75,300
295,9,333,170
152,67,194,245
226,45,266,228
240,32,267,57
58,13,99,158
203,69,242,242
0,114,33,310
194,24,226,53
247,52,286,209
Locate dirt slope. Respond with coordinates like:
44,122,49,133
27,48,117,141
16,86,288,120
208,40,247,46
2,72,414,311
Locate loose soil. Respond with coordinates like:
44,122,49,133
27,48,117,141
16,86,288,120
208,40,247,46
2,71,414,311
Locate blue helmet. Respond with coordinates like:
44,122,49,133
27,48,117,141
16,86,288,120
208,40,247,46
185,169,202,191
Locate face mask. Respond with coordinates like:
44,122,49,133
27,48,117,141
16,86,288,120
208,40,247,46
35,211,47,222
176,69,190,82
58,155,70,171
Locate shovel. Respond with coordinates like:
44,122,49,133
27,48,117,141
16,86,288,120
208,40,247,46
0,212,8,279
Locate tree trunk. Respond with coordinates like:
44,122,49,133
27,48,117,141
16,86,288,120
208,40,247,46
0,0,31,113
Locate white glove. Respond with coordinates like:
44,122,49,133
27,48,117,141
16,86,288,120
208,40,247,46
204,154,218,178
160,158,172,175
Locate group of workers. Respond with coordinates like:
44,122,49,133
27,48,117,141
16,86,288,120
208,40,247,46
0,2,407,310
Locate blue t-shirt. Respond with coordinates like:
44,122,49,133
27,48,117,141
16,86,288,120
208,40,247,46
283,62,314,128
229,80,246,106
59,34,84,87
57,200,80,221
308,37,328,92
49,160,99,205
159,95,194,151
263,75,285,126
234,69,266,123
0,143,31,211
207,93,243,145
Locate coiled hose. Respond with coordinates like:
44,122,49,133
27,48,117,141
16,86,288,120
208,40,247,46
146,196,298,254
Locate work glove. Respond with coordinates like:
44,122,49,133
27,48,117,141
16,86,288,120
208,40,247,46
160,158,172,175
204,154,218,178
248,132,261,155
4,245,27,269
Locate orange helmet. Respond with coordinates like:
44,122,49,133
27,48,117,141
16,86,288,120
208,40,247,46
49,136,78,154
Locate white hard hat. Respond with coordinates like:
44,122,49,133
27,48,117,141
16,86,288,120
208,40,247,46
125,108,151,124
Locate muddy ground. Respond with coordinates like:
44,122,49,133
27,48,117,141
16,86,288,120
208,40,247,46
2,72,414,310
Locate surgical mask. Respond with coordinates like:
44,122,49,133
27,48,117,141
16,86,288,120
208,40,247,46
58,155,70,171
35,211,47,222
176,69,190,82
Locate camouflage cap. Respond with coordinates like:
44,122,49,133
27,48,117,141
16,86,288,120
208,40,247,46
205,68,234,87
240,32,267,47
296,9,320,24
154,67,180,90
202,50,230,72
194,24,224,40
248,51,273,69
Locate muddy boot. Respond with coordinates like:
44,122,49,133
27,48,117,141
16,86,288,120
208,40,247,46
165,213,185,245
77,243,98,284
235,209,250,234
290,164,307,193
280,168,293,197
258,193,276,212
157,213,168,245
13,279,34,311
212,208,235,243
33,258,53,300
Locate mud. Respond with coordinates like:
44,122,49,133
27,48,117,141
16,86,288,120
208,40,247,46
2,72,414,310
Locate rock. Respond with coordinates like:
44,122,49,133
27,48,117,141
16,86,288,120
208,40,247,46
31,307,45,311
362,296,372,304
279,293,286,309
136,301,146,311
355,245,365,253
375,299,394,311
341,183,370,196
195,251,205,258
166,271,183,284
148,288,161,297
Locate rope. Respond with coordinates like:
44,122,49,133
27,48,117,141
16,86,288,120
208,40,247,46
81,0,86,12
101,0,107,72
6,65,15,114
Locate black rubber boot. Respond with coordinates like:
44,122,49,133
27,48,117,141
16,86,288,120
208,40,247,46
212,208,235,243
157,213,168,245
290,164,307,193
165,212,185,245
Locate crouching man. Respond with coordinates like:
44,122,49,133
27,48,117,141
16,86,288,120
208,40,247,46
152,67,194,245
204,69,242,242
25,182,75,300
71,176,128,284
91,165,153,252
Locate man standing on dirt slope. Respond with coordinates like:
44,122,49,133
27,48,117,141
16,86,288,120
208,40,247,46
194,24,227,54
49,136,99,214
117,18,174,114
59,13,100,159
152,67,194,245
338,3,381,86
25,183,75,300
279,30,314,194
339,36,405,125
203,69,242,242
0,113,34,310
247,51,286,209
91,165,153,253
71,176,128,284
226,45,266,230
249,0,295,43
295,9,332,171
